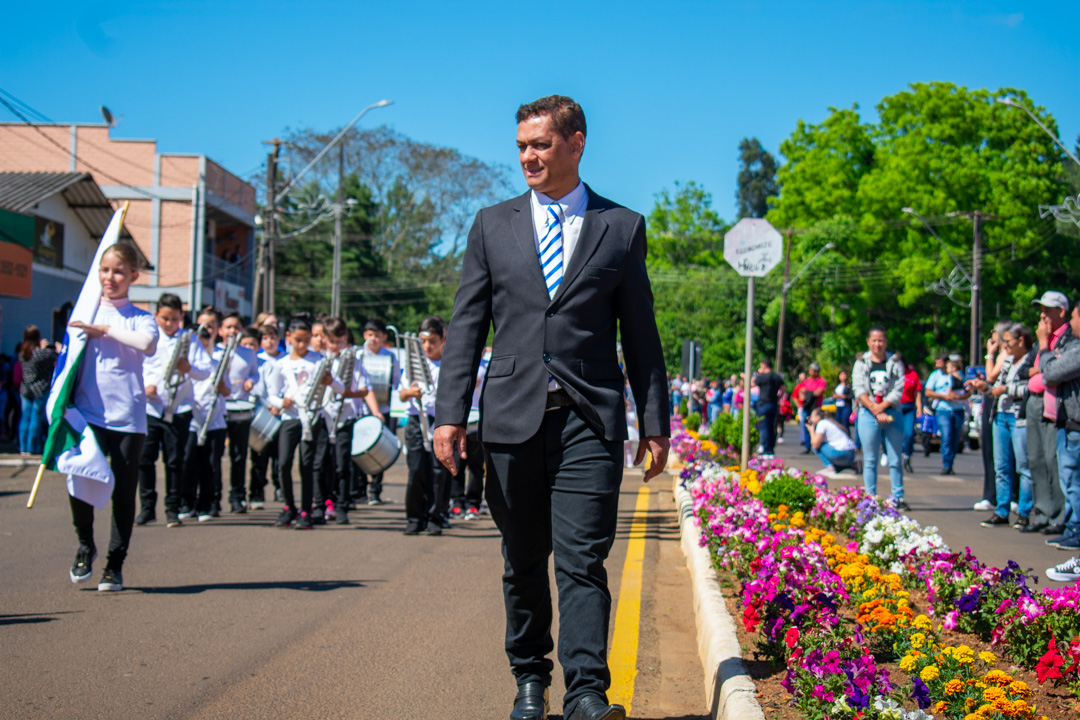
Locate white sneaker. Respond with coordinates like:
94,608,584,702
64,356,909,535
973,499,994,512
1046,556,1080,583
880,455,889,467
777,438,785,444
197,513,213,522
1011,501,1020,514
249,500,265,510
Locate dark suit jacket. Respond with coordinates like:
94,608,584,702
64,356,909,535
435,185,670,444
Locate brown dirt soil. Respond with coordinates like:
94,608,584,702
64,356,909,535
716,575,1080,720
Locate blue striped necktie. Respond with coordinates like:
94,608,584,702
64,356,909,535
538,203,564,298
539,203,563,392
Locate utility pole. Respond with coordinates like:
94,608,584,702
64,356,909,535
774,228,793,374
255,138,281,318
331,142,345,317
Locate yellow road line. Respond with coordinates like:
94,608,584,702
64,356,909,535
608,485,650,714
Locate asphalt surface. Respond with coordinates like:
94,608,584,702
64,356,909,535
0,453,704,720
772,423,1076,584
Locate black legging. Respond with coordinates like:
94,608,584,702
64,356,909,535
69,425,146,571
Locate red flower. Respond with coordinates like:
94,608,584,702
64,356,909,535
743,605,761,633
1036,639,1064,684
785,627,800,648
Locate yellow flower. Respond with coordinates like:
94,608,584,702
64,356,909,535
862,587,879,600
964,715,981,720
920,665,941,682
1007,680,1031,698
944,679,964,695
983,687,1006,703
899,655,917,672
978,651,996,664
910,633,926,649
746,480,761,494
964,697,978,711
913,614,932,630
983,669,1012,686
933,700,948,714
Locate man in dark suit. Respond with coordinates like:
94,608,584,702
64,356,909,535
434,96,670,720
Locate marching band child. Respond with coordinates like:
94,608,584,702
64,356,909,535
138,293,211,528
321,318,370,525
181,307,234,523
357,318,399,505
67,243,159,592
219,312,261,514
267,317,340,529
400,316,447,536
249,323,283,508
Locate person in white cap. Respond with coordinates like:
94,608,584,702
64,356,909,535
1025,290,1071,537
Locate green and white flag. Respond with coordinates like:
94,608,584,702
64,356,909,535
40,205,129,509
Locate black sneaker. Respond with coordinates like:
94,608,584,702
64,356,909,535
275,507,297,527
178,504,195,520
134,507,156,526
230,500,247,514
274,488,285,503
942,468,955,476
895,500,911,512
295,512,314,530
1020,521,1047,534
1013,517,1030,529
210,502,221,518
98,567,123,592
166,511,183,528
425,524,443,536
368,493,383,506
70,546,96,583
311,507,326,525
1052,532,1080,551
1042,523,1067,536
982,514,1010,527
334,509,350,525
403,521,422,535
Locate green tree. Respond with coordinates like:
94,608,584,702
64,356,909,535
736,137,778,219
647,180,727,267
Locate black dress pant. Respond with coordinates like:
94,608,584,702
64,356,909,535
404,415,448,526
450,431,485,511
249,433,279,501
312,417,335,508
277,418,322,515
138,411,190,514
333,419,356,507
70,425,145,571
225,416,252,504
182,427,226,514
484,406,623,715
980,399,996,504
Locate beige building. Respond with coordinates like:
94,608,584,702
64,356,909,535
0,122,257,317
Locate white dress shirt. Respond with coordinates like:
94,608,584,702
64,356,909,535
530,180,587,270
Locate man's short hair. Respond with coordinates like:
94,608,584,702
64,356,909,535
515,95,587,140
364,318,387,335
241,326,262,343
419,315,445,338
759,357,773,369
157,293,183,312
867,325,887,338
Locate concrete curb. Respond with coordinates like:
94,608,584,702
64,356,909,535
672,475,765,720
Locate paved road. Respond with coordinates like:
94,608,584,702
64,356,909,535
771,423,1075,584
0,455,704,720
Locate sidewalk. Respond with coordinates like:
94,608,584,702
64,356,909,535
770,423,1074,584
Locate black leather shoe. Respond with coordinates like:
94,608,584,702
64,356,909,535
567,694,626,720
1020,521,1047,534
1042,523,1067,535
510,682,548,720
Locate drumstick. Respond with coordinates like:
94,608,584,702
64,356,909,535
27,463,47,509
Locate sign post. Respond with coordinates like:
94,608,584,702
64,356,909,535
723,218,784,470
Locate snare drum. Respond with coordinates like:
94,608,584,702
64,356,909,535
351,416,401,475
248,403,282,454
226,399,256,423
362,353,395,407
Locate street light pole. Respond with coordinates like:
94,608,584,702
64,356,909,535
331,143,345,317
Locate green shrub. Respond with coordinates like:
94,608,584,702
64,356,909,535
678,399,689,417
756,473,817,514
684,412,701,432
707,411,760,455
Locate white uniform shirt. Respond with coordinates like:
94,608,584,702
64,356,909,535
221,343,260,405
144,329,212,419
74,297,158,434
268,351,343,420
252,350,282,405
360,344,400,415
189,340,235,433
321,347,371,428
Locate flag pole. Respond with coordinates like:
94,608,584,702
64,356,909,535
27,201,131,509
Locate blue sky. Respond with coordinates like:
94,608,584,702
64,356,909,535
3,1,1078,224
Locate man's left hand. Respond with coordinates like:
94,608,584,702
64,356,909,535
634,436,670,483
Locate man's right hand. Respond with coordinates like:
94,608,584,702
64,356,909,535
434,424,467,475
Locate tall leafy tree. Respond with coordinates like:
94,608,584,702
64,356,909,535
647,180,727,267
735,137,779,219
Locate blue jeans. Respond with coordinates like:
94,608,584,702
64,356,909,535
936,407,964,471
814,444,856,471
798,407,812,450
1056,428,1080,534
18,395,47,454
756,402,778,455
993,414,1032,518
857,406,904,500
901,402,917,458
708,404,721,424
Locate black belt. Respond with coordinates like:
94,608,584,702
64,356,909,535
546,388,575,411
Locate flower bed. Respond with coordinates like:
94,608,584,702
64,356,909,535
672,421,1080,720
